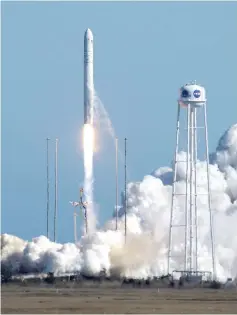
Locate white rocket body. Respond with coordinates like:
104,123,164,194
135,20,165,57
84,28,94,125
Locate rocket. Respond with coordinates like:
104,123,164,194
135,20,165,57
84,28,94,125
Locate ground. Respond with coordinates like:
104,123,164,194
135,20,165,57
1,282,237,314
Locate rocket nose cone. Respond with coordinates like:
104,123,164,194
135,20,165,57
85,28,93,40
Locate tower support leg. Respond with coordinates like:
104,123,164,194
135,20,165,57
168,103,181,275
204,103,216,280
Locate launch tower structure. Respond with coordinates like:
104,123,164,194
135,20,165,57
167,82,216,280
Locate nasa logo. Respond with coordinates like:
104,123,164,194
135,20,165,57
181,89,190,98
193,90,201,98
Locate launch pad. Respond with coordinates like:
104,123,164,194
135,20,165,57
172,270,212,285
43,29,218,283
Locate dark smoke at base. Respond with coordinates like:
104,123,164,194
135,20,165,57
1,124,237,282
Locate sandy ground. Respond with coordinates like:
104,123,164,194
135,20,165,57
1,284,237,314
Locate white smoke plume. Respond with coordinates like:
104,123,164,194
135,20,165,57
1,124,237,281
93,91,131,178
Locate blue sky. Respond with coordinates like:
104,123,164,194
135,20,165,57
2,1,237,243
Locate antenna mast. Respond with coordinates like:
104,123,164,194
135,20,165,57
115,138,119,230
46,138,50,239
124,138,127,243
54,138,58,242
74,211,78,243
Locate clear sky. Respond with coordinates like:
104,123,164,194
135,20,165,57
2,1,237,243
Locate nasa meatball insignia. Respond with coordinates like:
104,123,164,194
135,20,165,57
193,90,201,98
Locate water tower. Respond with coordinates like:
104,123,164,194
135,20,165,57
167,82,216,280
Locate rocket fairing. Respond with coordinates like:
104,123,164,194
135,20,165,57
84,28,94,125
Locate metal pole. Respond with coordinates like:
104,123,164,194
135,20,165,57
74,211,77,243
115,138,118,230
167,103,180,275
46,138,50,239
184,104,190,271
54,138,58,243
189,107,194,272
124,138,127,243
194,109,198,271
84,206,88,235
204,104,216,280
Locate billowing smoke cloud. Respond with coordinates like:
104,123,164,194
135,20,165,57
1,124,237,281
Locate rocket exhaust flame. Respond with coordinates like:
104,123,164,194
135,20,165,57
83,123,96,234
83,123,95,154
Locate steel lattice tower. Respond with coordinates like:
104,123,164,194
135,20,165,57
167,82,216,280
